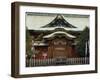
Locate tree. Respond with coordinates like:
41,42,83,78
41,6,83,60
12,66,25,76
26,27,35,59
76,27,89,57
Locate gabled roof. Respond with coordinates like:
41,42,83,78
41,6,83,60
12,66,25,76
33,42,48,46
41,14,77,28
43,31,76,39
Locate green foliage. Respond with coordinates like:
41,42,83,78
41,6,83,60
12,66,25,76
76,27,89,57
26,27,34,59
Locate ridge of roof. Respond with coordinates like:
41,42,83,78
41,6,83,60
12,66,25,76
41,14,77,28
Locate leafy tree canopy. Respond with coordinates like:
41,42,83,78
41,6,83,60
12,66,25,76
76,27,89,57
26,27,35,59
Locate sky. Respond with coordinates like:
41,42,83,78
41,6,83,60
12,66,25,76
26,12,89,31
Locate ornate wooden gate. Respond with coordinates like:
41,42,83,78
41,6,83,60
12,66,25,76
47,37,77,58
52,38,67,58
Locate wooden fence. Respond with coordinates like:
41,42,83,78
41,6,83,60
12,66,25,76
26,57,89,67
